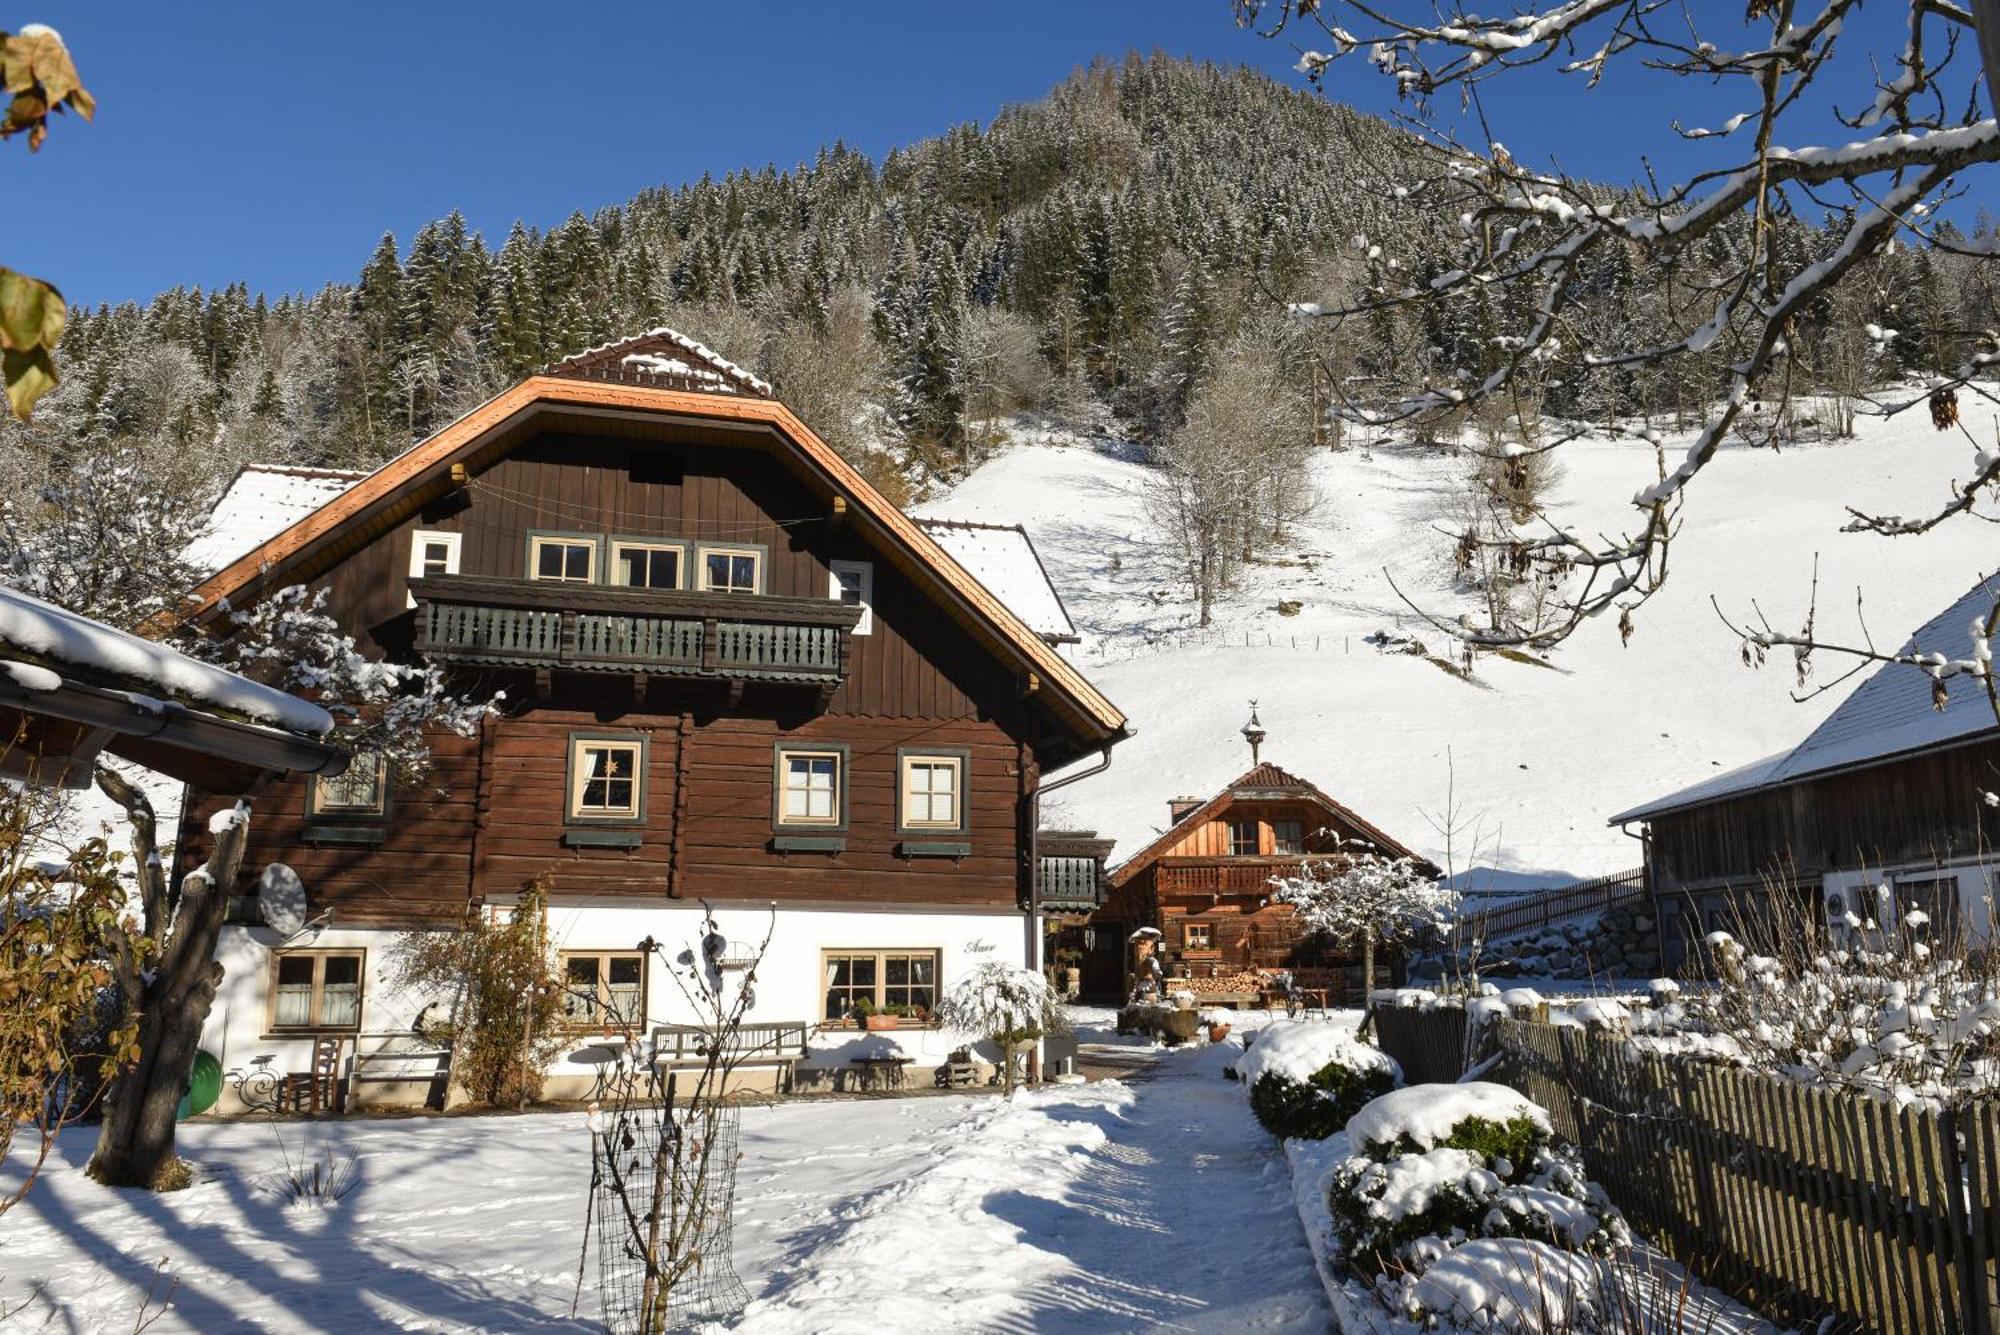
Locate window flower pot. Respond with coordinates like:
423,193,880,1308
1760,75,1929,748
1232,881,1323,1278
863,1013,899,1031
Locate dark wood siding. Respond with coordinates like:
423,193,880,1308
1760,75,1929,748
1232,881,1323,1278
1649,737,2000,895
311,431,1014,721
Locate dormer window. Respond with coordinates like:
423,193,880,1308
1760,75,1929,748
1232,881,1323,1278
1272,820,1305,855
1228,819,1260,857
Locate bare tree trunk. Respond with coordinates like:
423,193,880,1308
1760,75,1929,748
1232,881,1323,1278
1360,934,1375,1008
87,773,251,1190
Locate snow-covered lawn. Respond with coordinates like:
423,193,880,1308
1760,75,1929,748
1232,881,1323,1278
0,1041,1326,1333
917,410,2000,886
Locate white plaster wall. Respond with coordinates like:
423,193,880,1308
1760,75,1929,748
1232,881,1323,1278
200,900,1035,1112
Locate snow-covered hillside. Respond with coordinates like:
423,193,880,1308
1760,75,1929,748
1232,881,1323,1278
916,409,1999,886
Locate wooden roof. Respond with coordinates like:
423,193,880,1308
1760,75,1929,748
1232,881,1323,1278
1106,759,1432,887
177,375,1128,750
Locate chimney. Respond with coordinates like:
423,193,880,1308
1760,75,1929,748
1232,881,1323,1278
1168,796,1203,825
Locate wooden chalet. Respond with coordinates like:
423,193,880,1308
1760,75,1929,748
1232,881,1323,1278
1085,752,1435,1004
1613,576,2000,972
171,329,1130,1107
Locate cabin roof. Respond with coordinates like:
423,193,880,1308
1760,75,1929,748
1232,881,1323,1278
546,327,772,397
0,585,344,791
1106,757,1430,887
185,463,371,575
1610,573,2000,824
916,519,1078,646
173,374,1128,750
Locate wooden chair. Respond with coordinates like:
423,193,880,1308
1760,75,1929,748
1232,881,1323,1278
284,1035,348,1113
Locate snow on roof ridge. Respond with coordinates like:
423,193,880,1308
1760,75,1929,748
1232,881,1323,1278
549,326,773,397
0,584,333,737
1611,571,2000,824
238,462,372,481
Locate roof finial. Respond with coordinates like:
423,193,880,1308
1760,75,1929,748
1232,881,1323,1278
1241,700,1266,765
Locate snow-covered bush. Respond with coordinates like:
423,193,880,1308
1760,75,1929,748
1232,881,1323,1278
1661,918,2000,1107
1328,1083,1627,1281
1407,1237,1609,1333
1238,1021,1399,1140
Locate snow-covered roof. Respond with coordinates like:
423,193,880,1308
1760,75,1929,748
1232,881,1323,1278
0,584,334,736
917,519,1078,645
1612,574,2000,823
547,327,773,397
185,464,367,575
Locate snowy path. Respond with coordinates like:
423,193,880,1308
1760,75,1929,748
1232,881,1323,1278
0,1043,1324,1333
737,1040,1326,1333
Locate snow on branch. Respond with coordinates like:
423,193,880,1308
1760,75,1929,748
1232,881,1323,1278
1239,0,2000,657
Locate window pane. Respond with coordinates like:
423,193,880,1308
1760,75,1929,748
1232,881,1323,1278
731,555,755,589
275,956,315,1026
321,981,360,1028
606,957,643,1025
421,541,453,577
537,543,565,579
850,958,876,987
785,755,837,820
323,956,360,987
886,957,910,986
837,569,862,605
1272,821,1304,855
565,958,601,1021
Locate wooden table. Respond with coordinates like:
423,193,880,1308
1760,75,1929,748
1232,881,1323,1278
848,1056,914,1091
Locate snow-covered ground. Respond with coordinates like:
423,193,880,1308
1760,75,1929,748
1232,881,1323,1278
917,407,1998,885
0,1039,1326,1333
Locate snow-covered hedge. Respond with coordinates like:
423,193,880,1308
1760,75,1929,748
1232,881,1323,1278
1239,1021,1400,1141
1328,1083,1628,1291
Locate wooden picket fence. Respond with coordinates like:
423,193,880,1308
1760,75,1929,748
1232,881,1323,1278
1373,1007,2000,1335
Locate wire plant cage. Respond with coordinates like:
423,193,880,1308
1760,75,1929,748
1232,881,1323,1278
589,1096,750,1334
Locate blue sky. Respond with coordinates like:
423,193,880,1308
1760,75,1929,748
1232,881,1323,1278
11,4,1990,309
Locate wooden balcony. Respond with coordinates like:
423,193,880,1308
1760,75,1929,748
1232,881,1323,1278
410,576,861,694
1155,857,1311,897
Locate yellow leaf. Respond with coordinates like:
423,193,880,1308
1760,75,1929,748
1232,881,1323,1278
3,344,57,419
0,266,62,350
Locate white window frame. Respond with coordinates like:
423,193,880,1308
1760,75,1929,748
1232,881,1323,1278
697,545,763,595
899,753,962,830
309,751,388,818
829,559,874,635
529,534,599,584
610,539,687,591
568,737,643,821
777,747,843,827
406,529,462,607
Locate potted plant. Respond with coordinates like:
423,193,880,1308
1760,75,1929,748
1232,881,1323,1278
854,998,898,1031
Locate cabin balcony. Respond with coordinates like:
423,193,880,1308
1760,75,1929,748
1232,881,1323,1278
1154,857,1310,897
409,575,861,692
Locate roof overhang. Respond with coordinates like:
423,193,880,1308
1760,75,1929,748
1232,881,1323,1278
0,674,348,795
1608,725,2000,826
178,377,1128,758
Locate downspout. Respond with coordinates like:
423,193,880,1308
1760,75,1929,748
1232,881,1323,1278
1026,740,1120,974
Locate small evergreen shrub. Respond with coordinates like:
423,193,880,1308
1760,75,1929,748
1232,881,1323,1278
1249,1052,1397,1140
1328,1085,1629,1279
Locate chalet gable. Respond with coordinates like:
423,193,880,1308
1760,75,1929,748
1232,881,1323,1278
1107,759,1431,887
174,370,1127,757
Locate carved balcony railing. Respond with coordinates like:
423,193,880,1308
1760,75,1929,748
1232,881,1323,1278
409,576,860,692
1154,857,1312,897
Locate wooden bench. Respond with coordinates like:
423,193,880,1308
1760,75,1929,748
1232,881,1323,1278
652,1021,811,1093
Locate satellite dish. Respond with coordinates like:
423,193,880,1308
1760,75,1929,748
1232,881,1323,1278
257,863,309,937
